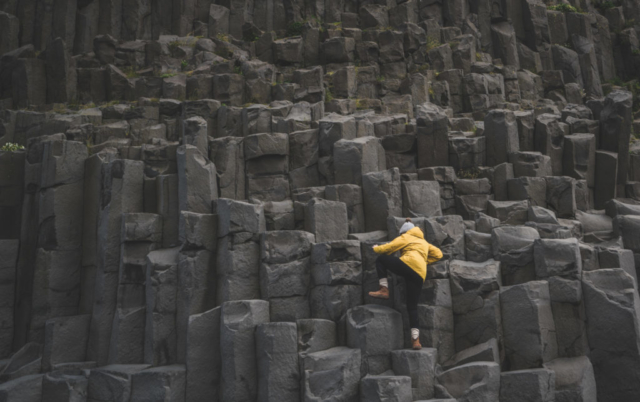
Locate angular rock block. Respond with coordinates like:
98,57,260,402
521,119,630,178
613,215,640,255
360,375,412,402
87,364,149,402
144,247,179,367
43,314,90,371
543,357,597,402
534,238,582,280
260,256,310,315
417,304,455,365
177,145,217,214
600,90,632,192
209,136,245,200
325,184,366,234
363,168,403,232
256,323,299,402
0,374,43,402
391,349,438,400
545,176,576,219
318,114,357,157
510,151,553,178
423,215,465,261
442,338,500,371
501,281,558,370
43,371,88,402
582,269,640,401
260,231,314,321
305,198,349,243
416,104,449,168
300,347,361,401
309,283,362,322
402,180,442,218
485,109,519,167
334,137,386,187
499,369,556,402
217,242,261,304
311,240,362,287
186,307,220,402
450,260,502,353
486,200,528,225
129,365,186,402
563,134,596,187
548,277,589,359
508,176,547,207
437,362,501,402
0,240,18,358
217,198,266,237
594,150,617,209
346,305,404,376
535,114,565,176
491,226,540,285
297,318,336,354
179,212,217,251
220,300,270,402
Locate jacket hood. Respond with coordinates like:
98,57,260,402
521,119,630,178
405,226,425,239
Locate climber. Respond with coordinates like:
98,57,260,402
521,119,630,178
369,218,443,350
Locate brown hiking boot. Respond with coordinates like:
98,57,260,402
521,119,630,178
368,286,389,299
412,338,422,350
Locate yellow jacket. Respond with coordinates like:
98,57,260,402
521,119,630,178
373,227,443,280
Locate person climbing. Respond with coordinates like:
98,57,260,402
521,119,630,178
369,218,443,350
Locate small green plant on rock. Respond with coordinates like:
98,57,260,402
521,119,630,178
181,60,189,70
325,87,334,102
1,143,25,152
547,4,582,13
426,36,440,51
457,167,481,179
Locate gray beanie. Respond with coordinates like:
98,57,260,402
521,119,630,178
399,221,415,235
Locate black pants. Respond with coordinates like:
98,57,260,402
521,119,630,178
375,254,424,329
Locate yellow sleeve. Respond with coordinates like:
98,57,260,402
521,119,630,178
426,244,443,264
373,236,407,255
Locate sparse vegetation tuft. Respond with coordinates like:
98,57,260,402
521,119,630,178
547,4,582,13
1,143,25,152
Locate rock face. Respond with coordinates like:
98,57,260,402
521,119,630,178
0,1,639,401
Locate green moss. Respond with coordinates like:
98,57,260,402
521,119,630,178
0,142,25,152
325,87,334,102
426,36,440,51
547,4,582,13
457,167,481,179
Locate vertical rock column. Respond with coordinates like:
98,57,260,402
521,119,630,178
220,300,270,402
186,306,221,402
0,240,19,358
583,269,640,401
450,259,503,361
109,213,162,364
144,247,180,367
256,322,299,402
260,231,315,321
176,211,217,362
244,132,291,202
534,238,588,358
29,138,87,343
310,241,363,322
87,158,144,366
216,198,266,304
600,90,633,196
